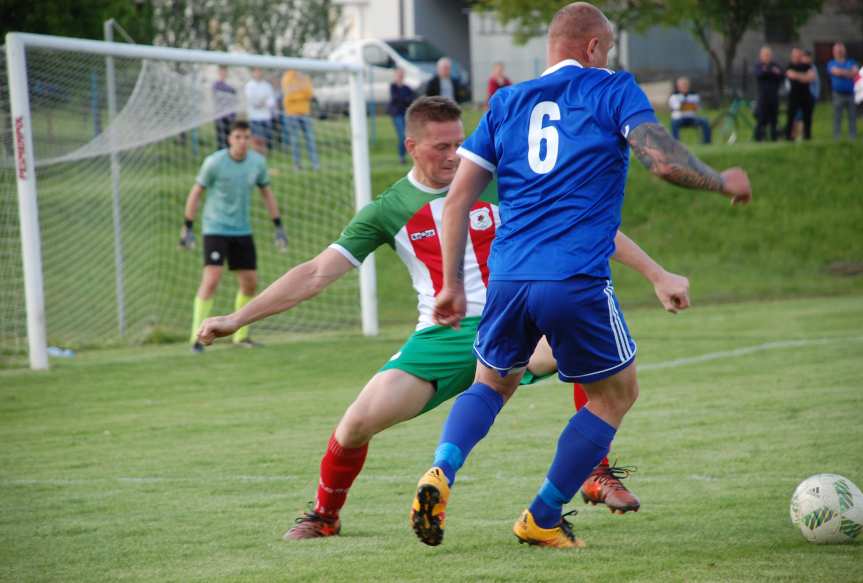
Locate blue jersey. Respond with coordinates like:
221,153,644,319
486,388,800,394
458,59,656,281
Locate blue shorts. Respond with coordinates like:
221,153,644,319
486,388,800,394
473,278,637,383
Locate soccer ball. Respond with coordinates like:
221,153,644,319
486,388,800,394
790,474,863,544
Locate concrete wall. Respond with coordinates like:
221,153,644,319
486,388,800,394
720,2,861,98
414,0,472,84
335,0,404,40
626,26,711,81
468,11,547,103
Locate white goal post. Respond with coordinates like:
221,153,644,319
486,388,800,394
4,32,378,370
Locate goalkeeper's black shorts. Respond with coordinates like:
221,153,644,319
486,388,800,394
202,235,257,270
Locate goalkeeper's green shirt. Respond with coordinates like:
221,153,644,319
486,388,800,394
331,170,499,330
196,149,270,236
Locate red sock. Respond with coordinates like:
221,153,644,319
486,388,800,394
573,384,609,467
314,434,368,517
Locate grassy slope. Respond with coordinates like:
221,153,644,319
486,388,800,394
1,296,861,582
368,106,863,325
2,105,860,362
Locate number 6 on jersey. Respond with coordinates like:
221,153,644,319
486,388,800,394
528,101,561,174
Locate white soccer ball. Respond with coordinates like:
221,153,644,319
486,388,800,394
790,474,863,544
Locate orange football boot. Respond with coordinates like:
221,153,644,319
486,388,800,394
581,462,640,514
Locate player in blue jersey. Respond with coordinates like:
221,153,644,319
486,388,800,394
409,2,752,548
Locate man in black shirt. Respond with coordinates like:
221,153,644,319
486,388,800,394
754,46,784,141
785,47,816,141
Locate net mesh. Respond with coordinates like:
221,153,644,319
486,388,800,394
1,44,363,359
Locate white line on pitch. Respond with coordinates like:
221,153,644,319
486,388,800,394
530,335,863,385
638,335,863,372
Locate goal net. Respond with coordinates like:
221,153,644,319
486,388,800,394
2,34,375,368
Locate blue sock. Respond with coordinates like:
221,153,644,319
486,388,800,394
528,408,616,528
432,383,504,485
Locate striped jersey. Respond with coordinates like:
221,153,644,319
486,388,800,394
330,170,500,330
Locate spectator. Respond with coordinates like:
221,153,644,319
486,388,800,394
245,67,276,154
486,62,512,104
213,66,237,150
785,48,816,141
387,67,416,164
280,69,319,170
827,42,859,140
668,77,712,144
753,46,784,142
425,57,468,103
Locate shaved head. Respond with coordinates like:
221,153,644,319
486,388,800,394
549,2,611,43
547,2,614,68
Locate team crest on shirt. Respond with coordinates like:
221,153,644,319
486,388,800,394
247,172,257,185
469,207,493,231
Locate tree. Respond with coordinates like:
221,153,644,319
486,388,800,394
0,0,153,42
150,0,339,56
472,0,663,46
664,0,824,100
474,0,825,100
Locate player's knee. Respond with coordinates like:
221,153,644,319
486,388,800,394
620,380,639,412
335,410,376,448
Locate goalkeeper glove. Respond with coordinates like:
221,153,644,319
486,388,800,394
274,217,288,252
179,219,196,250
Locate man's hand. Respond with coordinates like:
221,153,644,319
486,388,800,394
275,225,288,253
652,271,690,314
720,168,752,206
197,315,240,345
179,224,196,250
433,286,467,329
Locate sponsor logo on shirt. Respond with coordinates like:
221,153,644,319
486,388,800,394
410,228,436,241
469,207,492,231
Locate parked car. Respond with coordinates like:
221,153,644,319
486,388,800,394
314,37,470,114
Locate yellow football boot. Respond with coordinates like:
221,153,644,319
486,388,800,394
513,509,586,548
410,467,451,546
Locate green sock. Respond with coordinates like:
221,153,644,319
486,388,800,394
233,292,254,343
190,296,214,343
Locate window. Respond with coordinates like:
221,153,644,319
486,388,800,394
386,40,445,63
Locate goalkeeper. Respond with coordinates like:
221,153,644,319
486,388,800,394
197,97,689,538
180,120,288,352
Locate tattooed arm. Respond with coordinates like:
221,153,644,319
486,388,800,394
628,123,752,205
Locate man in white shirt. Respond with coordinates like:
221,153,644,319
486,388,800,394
668,77,712,144
244,67,276,154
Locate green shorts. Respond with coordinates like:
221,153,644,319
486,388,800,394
379,317,553,416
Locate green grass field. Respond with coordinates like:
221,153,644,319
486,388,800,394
1,296,862,582
2,96,862,581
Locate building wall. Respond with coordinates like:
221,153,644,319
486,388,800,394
712,1,860,97
335,0,403,41
468,11,547,103
413,0,471,81
626,26,711,81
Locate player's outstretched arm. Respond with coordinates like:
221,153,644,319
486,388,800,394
197,248,353,344
627,123,751,206
435,159,493,328
613,231,690,314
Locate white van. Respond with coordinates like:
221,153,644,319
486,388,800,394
314,37,470,114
